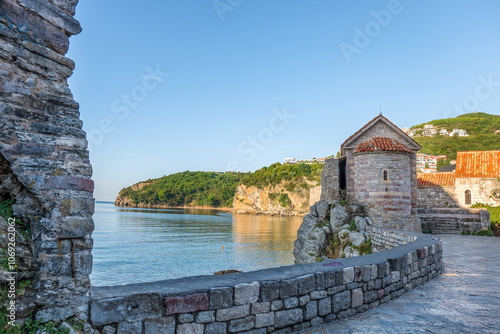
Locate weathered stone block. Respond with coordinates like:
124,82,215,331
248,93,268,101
255,312,274,328
251,302,270,314
117,321,142,334
271,300,283,311
391,271,401,283
310,290,327,300
165,293,209,315
318,297,332,316
304,301,317,320
177,323,204,334
216,305,250,322
205,322,227,334
343,267,354,284
296,274,316,295
210,287,233,309
274,309,303,328
283,297,298,309
364,290,377,304
279,279,297,299
229,315,255,332
234,281,260,305
299,295,310,306
260,281,279,302
178,313,193,323
91,297,126,326
196,310,215,323
332,291,350,313
144,317,175,334
124,294,162,322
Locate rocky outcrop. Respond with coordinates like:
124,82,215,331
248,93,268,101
233,181,318,216
293,200,374,264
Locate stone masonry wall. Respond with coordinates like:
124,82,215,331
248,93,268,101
353,151,419,231
367,226,417,253
0,0,94,323
89,234,442,333
417,186,458,208
319,158,339,204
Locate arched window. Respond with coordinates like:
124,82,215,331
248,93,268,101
465,190,471,205
383,170,388,181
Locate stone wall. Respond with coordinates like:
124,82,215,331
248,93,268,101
454,178,500,207
418,208,490,233
319,158,339,204
352,151,420,231
89,233,442,334
417,186,458,208
0,0,94,323
367,226,417,252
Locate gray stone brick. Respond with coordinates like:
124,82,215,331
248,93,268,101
310,290,327,300
255,312,274,328
91,297,126,326
354,266,363,282
229,315,255,332
235,281,260,306
327,285,346,295
279,279,297,299
318,297,332,316
178,313,194,323
196,310,215,323
304,301,317,320
343,267,354,284
216,304,250,322
324,271,338,288
260,281,279,302
310,317,323,326
177,323,204,334
364,290,377,304
284,297,298,309
271,300,283,311
299,294,310,306
324,313,336,323
144,317,175,334
117,321,142,334
210,287,233,309
362,265,371,282
205,322,227,334
332,290,350,313
274,309,303,328
296,274,316,295
251,302,270,314
316,272,325,290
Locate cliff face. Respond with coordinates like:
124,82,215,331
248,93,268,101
114,181,151,207
232,180,318,216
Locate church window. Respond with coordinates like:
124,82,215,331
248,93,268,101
465,190,471,205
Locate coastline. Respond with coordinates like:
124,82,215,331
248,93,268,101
112,201,306,216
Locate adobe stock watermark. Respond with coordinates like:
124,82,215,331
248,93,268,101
213,0,243,21
226,107,295,172
5,217,18,327
87,65,169,151
443,75,499,118
339,0,408,63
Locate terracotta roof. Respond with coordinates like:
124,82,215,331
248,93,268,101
341,114,422,150
455,151,500,178
417,172,456,187
354,137,412,154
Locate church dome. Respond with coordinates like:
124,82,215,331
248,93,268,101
354,137,412,154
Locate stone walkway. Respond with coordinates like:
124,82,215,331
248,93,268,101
298,235,500,334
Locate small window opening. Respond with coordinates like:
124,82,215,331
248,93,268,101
383,170,388,181
465,190,471,205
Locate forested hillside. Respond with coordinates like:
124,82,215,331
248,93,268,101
412,113,500,159
116,171,247,208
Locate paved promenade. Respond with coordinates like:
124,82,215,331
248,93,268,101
299,235,500,334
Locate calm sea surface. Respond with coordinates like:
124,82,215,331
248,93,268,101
91,202,303,286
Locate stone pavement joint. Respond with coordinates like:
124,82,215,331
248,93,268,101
297,235,500,334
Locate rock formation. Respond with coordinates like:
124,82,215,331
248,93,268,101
293,199,374,264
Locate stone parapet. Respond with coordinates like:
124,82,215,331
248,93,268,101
89,233,442,333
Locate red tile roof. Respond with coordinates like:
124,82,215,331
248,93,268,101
341,114,421,150
417,172,456,187
455,151,500,178
354,137,412,154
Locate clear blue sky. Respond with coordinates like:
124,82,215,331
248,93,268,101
67,0,500,201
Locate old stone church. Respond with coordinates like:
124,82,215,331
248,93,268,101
320,114,423,232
